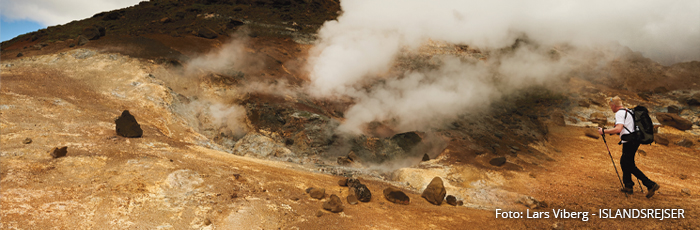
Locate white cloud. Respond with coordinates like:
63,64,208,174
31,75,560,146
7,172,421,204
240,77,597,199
1,0,142,26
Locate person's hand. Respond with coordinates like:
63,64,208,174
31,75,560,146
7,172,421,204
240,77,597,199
598,127,604,135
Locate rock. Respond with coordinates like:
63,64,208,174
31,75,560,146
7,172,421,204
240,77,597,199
347,151,359,162
322,194,344,213
421,177,446,205
22,138,32,144
578,100,590,108
305,187,313,193
337,156,352,165
309,188,325,200
589,112,608,127
338,178,348,187
686,93,700,106
446,195,457,206
16,53,23,57
456,201,463,206
390,132,422,152
667,105,681,114
676,139,694,148
102,11,121,21
655,134,669,146
351,183,372,202
383,187,410,205
115,110,143,138
78,36,89,46
231,133,292,158
517,196,547,209
584,129,600,139
82,27,101,40
160,17,172,23
422,153,430,161
197,27,218,39
679,174,688,180
50,146,68,158
681,188,691,195
552,222,564,230
316,210,324,217
489,157,507,166
69,43,76,48
656,113,693,130
346,194,358,205
346,178,361,188
203,218,212,226
550,112,566,126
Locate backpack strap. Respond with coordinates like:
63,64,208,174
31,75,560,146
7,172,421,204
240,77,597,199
623,109,634,134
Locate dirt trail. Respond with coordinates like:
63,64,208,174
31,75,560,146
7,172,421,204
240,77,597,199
1,51,698,229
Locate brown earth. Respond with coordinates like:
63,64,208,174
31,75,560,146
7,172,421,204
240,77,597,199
2,50,698,229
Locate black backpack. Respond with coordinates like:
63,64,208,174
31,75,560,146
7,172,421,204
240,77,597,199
623,106,654,144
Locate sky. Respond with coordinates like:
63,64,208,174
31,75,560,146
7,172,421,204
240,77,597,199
0,0,142,42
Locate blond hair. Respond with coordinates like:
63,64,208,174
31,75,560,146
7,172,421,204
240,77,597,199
609,96,623,107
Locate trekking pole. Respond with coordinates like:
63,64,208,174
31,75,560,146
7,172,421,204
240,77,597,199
601,134,625,188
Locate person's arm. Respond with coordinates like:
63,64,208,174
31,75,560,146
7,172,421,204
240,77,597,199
598,124,624,135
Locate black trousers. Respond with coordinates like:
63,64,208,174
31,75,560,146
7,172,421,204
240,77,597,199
620,141,655,189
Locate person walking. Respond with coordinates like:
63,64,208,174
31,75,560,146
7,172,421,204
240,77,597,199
598,96,660,198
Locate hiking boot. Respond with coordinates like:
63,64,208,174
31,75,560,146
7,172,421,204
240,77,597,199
646,184,660,199
620,187,633,195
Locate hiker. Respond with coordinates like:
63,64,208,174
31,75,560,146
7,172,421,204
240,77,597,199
598,96,660,198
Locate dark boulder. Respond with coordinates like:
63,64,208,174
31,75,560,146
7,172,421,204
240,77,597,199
351,183,372,202
338,178,348,187
421,177,446,205
82,27,101,40
322,194,344,213
489,157,507,166
197,27,218,39
422,153,430,161
656,113,693,130
115,110,143,138
383,187,410,205
16,53,23,57
78,36,89,46
391,132,422,152
446,195,457,206
309,188,325,200
686,93,700,106
50,146,68,158
667,105,681,114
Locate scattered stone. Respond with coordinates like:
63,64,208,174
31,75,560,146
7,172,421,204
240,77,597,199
316,210,324,217
348,151,359,162
517,196,547,209
305,187,313,193
346,178,361,188
50,146,68,158
421,177,446,205
203,218,212,226
16,53,23,57
160,17,172,23
638,149,647,156
578,99,590,108
456,201,464,206
351,183,372,202
681,188,691,195
422,153,430,161
676,139,694,148
115,110,143,138
346,194,358,205
584,129,600,139
489,157,507,167
69,43,76,48
337,156,353,166
656,113,693,130
22,138,32,144
655,135,669,146
383,187,410,205
197,27,218,39
446,195,457,206
667,105,681,114
309,188,325,200
78,36,89,46
679,174,688,180
322,194,344,213
338,178,348,187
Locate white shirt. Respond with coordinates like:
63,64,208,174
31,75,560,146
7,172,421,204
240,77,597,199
615,109,637,143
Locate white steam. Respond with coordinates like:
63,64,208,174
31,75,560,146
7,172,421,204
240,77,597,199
308,0,700,134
